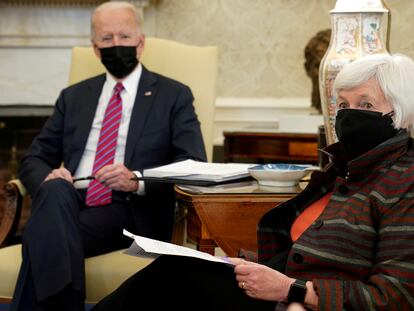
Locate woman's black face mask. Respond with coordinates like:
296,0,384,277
335,109,398,159
99,46,138,79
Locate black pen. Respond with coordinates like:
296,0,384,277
73,176,95,182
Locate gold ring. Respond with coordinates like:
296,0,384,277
241,282,245,289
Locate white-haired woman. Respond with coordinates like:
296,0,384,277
92,53,414,311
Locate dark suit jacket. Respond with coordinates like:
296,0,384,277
18,66,207,241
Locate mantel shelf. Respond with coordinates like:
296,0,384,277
0,105,53,117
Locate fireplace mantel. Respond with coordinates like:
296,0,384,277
0,0,157,107
0,105,54,117
0,0,158,48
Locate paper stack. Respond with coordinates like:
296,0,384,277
142,159,254,185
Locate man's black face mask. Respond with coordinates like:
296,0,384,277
335,109,398,159
99,46,138,79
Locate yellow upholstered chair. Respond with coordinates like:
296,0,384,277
0,38,218,303
69,37,218,161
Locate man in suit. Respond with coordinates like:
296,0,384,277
11,2,206,310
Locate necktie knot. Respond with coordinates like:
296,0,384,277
114,83,124,95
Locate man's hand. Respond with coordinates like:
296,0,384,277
94,163,138,192
44,167,73,183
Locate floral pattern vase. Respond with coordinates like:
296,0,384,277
319,0,390,145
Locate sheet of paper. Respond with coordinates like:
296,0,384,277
123,230,234,265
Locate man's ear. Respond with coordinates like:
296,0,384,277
92,41,101,59
137,35,146,58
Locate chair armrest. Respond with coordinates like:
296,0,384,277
0,180,25,247
8,179,27,197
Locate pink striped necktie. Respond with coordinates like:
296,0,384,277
86,82,124,206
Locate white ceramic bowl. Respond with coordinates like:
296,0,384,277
248,164,318,187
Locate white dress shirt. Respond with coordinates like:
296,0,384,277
74,64,145,194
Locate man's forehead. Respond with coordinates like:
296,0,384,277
94,8,136,25
98,22,136,32
95,15,138,33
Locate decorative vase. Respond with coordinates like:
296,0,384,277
319,0,390,145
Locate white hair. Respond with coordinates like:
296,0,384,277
333,53,414,130
91,1,143,40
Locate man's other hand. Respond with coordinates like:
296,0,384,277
44,167,73,183
94,163,138,192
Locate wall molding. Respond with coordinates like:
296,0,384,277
1,0,105,5
0,0,155,7
213,97,323,146
0,97,323,147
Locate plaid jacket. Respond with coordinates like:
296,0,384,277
257,130,414,310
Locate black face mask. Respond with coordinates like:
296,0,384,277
99,46,138,79
335,109,398,159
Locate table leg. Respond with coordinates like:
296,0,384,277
197,239,217,255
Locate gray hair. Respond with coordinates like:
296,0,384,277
90,1,143,40
333,53,414,129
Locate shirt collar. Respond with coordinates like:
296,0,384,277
104,63,142,95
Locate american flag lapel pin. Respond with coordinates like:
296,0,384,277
144,91,152,96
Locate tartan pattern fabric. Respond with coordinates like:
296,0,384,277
85,83,124,206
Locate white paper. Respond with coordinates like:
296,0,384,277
143,159,254,182
123,230,234,265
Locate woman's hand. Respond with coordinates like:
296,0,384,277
229,258,294,302
287,302,307,311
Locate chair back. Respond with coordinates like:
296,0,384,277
68,38,218,161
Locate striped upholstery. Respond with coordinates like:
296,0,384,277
258,130,414,310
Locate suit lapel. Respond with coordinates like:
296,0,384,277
124,66,158,166
68,75,105,172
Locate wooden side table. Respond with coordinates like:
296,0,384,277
175,183,300,257
223,131,319,164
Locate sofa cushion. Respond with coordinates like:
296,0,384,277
0,244,153,303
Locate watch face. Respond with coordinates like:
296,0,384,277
287,279,307,303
